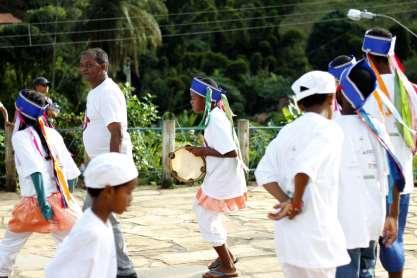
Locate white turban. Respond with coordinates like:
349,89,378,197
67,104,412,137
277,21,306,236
84,152,138,189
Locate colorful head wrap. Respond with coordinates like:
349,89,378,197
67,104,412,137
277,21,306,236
339,58,376,109
15,89,48,120
190,77,224,102
362,30,395,57
328,55,357,81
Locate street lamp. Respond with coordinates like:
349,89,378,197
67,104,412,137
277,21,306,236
347,9,417,39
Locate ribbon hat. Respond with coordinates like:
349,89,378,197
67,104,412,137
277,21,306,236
15,89,48,120
328,55,357,81
362,31,396,57
339,58,377,109
190,77,224,102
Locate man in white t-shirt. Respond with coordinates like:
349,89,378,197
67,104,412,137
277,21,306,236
362,28,417,278
79,48,136,278
255,71,350,278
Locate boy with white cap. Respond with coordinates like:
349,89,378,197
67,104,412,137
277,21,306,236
45,152,138,278
255,71,350,278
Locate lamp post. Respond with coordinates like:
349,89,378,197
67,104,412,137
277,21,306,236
347,9,417,39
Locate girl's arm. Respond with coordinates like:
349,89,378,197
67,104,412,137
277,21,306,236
31,172,53,220
186,146,237,158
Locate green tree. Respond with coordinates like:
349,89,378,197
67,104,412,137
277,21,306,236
306,11,365,70
80,0,167,76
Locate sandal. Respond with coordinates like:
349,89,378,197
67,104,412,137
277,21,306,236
202,269,239,278
208,257,239,270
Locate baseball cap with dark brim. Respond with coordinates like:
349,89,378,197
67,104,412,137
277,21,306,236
33,77,51,86
291,71,336,102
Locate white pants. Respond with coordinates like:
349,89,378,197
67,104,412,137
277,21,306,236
193,202,227,247
282,263,336,278
0,229,68,276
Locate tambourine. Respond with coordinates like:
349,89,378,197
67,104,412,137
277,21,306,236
168,146,206,183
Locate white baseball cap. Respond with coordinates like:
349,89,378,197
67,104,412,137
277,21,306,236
84,153,138,189
291,71,336,101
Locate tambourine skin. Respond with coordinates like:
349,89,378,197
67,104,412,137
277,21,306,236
168,146,206,183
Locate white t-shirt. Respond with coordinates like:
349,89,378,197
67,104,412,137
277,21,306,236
255,112,350,268
335,115,388,249
83,78,132,159
12,126,80,197
45,208,116,278
202,107,246,199
364,74,416,194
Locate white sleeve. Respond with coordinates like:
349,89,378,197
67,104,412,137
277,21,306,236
12,132,43,177
254,139,280,186
45,230,98,278
53,131,80,180
205,116,236,155
99,89,124,127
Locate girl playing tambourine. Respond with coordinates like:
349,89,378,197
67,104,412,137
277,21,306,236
187,76,247,278
0,89,80,278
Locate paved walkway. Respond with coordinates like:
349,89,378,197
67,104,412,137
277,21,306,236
0,185,416,277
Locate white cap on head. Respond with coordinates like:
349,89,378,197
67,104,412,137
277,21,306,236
84,153,138,189
291,71,336,101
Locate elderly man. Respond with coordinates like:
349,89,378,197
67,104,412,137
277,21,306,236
80,48,136,278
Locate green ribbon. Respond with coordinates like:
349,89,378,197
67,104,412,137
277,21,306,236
197,87,213,129
394,69,415,150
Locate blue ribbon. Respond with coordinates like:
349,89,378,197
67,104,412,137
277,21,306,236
362,34,392,57
328,56,356,81
15,90,48,120
190,77,224,102
339,59,377,109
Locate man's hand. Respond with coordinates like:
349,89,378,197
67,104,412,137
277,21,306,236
382,216,398,246
185,146,206,157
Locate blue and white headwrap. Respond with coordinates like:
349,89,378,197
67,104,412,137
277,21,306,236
339,59,377,109
190,77,224,102
328,55,356,81
340,58,405,199
15,89,48,120
362,31,395,57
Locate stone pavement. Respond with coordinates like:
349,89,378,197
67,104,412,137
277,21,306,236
0,185,416,278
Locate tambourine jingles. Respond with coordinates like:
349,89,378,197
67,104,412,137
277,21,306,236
168,146,206,183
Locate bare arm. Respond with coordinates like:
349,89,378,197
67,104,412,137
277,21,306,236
263,182,290,203
382,186,400,246
107,122,122,153
292,173,309,210
267,173,308,221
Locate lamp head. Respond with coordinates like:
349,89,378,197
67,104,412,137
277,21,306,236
347,9,362,21
347,9,376,21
